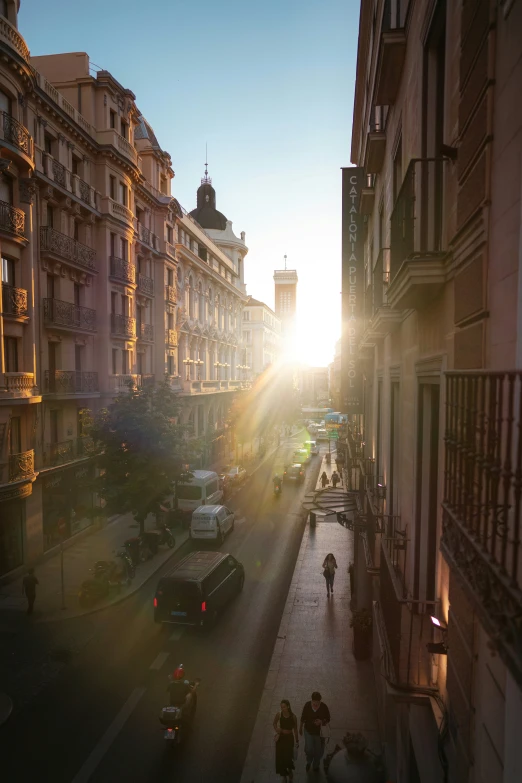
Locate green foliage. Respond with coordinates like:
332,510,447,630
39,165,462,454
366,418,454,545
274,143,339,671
86,377,192,533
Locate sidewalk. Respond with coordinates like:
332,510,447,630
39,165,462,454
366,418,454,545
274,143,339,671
241,456,380,783
0,512,189,623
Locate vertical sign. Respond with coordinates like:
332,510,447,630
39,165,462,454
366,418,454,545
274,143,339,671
341,167,365,414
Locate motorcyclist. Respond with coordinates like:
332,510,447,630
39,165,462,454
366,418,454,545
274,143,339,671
168,665,197,715
273,473,282,491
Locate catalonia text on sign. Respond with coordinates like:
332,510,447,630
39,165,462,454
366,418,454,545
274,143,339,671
340,167,365,414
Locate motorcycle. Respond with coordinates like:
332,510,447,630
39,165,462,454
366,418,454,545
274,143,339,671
92,551,135,585
160,678,201,748
156,523,175,549
273,483,282,498
78,576,109,607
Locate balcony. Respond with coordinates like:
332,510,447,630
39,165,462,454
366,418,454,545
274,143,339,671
8,450,34,483
111,313,136,338
138,274,154,297
43,298,97,333
109,374,141,391
137,222,159,250
42,437,95,468
40,153,95,206
364,108,387,174
165,328,178,346
442,370,522,688
165,284,177,303
138,322,154,342
40,227,97,273
2,372,35,397
0,16,30,63
44,370,99,395
110,256,136,285
0,111,33,162
374,0,408,106
97,129,138,166
387,158,447,310
141,374,155,387
2,283,28,317
0,200,25,238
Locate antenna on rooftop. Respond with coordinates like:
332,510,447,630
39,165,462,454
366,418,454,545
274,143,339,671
284,254,287,270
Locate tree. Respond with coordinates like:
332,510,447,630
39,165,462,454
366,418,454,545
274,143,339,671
87,377,192,534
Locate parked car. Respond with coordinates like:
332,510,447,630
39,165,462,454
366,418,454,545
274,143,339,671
190,505,235,544
154,550,245,628
316,428,329,442
224,465,248,485
284,463,306,483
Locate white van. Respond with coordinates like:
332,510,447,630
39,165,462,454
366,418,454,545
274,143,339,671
316,428,329,442
176,470,223,513
190,505,235,543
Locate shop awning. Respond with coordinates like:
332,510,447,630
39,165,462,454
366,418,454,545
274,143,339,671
302,487,358,525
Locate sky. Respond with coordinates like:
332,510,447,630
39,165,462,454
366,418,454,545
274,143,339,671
20,0,359,367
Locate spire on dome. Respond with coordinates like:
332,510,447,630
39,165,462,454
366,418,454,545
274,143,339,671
201,143,212,185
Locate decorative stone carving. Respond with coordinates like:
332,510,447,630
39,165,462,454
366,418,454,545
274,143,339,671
20,178,38,204
0,159,11,172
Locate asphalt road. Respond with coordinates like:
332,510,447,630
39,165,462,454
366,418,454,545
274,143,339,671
2,434,321,783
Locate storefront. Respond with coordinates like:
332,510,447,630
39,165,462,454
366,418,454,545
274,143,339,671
42,463,97,550
0,497,25,576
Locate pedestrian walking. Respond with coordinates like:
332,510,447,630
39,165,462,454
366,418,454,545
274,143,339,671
299,691,331,772
273,699,299,782
331,470,340,488
322,553,338,597
22,568,39,615
320,471,329,489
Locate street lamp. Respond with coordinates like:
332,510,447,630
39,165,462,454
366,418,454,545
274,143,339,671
183,357,194,381
194,359,204,380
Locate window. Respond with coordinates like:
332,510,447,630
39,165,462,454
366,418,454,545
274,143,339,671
46,204,54,228
0,2,8,20
73,283,81,306
120,182,128,207
120,237,128,260
10,415,21,454
243,330,251,344
50,410,59,445
0,174,13,204
137,352,143,375
167,354,175,375
0,88,11,115
122,349,129,374
243,311,250,321
198,246,208,263
4,336,18,372
112,348,118,375
109,175,116,200
167,268,174,287
136,305,142,330
111,291,117,314
110,232,116,257
2,256,15,285
72,155,81,176
110,110,117,130
168,312,174,330
120,119,128,139
44,133,53,155
160,175,167,194
136,206,144,225
121,294,130,316
167,226,173,244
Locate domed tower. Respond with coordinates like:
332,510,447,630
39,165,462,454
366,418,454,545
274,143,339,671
189,162,248,292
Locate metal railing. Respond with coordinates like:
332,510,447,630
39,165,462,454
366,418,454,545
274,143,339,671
40,227,97,272
43,298,97,332
110,256,135,284
138,273,154,296
138,322,154,341
1,111,33,157
442,370,522,686
2,283,28,316
42,437,94,467
390,158,445,285
0,200,25,237
111,313,136,337
52,158,66,187
44,370,99,394
78,178,90,204
8,449,34,482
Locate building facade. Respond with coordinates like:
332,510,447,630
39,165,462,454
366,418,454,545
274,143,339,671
273,267,298,335
0,2,249,578
241,296,281,378
348,1,522,781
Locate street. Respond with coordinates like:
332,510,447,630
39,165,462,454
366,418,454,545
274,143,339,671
2,433,320,782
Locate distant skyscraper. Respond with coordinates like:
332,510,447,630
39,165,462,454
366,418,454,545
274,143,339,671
273,256,298,334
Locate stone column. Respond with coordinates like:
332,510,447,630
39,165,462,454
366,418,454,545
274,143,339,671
20,178,39,388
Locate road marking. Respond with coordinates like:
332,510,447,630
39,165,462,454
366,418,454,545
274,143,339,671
71,686,146,783
235,517,246,525
169,628,185,642
149,651,170,671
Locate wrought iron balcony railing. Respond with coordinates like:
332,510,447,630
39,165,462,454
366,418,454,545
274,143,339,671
2,283,28,316
43,298,97,332
442,370,522,687
111,313,136,338
42,437,95,467
390,158,445,286
8,449,34,482
40,227,97,272
0,200,25,237
110,256,135,284
52,158,66,187
44,370,99,394
165,284,177,303
138,322,154,341
138,273,154,296
0,111,33,158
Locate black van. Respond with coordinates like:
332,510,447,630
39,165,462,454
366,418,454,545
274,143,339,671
153,550,245,627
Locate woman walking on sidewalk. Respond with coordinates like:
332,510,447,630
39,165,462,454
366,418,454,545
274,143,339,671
273,699,299,782
322,553,338,596
320,471,329,489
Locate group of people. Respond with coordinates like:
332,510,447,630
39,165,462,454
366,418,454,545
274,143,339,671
273,691,331,781
320,470,341,489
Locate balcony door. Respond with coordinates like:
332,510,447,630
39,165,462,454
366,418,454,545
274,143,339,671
4,336,18,372
414,381,441,603
2,255,14,285
10,416,21,455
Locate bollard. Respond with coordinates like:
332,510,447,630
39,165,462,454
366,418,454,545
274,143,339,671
310,511,317,528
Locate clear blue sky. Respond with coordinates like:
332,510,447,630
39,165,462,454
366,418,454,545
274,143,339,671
20,0,359,366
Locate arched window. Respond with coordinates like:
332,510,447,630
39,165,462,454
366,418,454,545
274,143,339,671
188,275,194,319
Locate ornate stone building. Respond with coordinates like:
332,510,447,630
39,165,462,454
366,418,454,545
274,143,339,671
349,1,522,781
